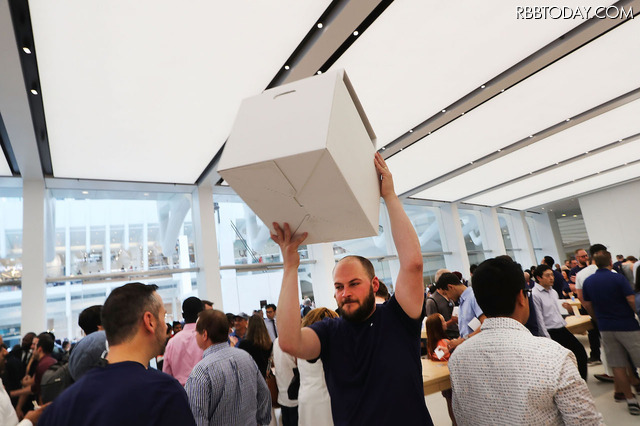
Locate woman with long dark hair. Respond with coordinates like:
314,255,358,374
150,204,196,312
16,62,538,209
425,313,457,425
425,313,451,362
238,314,273,377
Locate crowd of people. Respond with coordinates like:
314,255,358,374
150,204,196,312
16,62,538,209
2,153,640,425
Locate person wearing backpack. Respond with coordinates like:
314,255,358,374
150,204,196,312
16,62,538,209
30,335,57,406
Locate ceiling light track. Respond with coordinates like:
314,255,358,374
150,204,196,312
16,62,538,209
398,86,640,200
379,0,638,158
494,157,640,209
8,0,53,176
455,131,640,204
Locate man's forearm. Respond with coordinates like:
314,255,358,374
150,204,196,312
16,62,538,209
277,263,303,354
384,194,422,269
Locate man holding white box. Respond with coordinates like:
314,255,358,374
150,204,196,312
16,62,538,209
272,153,433,426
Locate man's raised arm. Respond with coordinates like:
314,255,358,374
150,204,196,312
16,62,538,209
375,153,424,319
272,223,321,360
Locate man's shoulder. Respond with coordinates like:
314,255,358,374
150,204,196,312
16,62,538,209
451,326,569,361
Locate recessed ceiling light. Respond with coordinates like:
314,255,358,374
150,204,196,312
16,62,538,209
562,213,567,217
573,215,577,217
284,65,290,70
481,85,486,89
585,151,589,154
409,129,413,133
427,132,431,135
528,135,533,138
30,88,38,95
441,109,446,113
317,23,323,28
316,70,322,75
23,47,32,54
81,191,89,195
381,147,386,150
541,207,545,210
461,112,465,116
470,161,473,165
353,31,359,36
619,139,623,142
500,89,505,92
565,118,570,122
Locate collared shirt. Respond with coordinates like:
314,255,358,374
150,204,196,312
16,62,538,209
458,287,483,338
185,342,271,426
163,323,204,386
532,283,567,338
449,317,603,426
265,318,278,342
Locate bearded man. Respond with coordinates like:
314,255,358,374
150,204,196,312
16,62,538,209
272,153,433,426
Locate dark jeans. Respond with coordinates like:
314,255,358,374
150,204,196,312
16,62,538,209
549,327,588,380
281,405,299,426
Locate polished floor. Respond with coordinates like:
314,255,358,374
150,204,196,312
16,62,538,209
425,334,637,425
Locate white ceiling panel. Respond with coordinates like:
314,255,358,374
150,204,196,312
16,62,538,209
502,162,640,210
413,98,640,202
466,140,640,206
388,16,640,195
330,0,614,148
30,0,330,183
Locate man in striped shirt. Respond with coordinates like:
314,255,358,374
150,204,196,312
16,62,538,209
185,309,271,426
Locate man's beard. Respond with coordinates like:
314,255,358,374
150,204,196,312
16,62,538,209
340,285,376,323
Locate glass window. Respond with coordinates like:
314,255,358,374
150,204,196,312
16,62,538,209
215,195,307,265
45,189,197,340
0,189,23,347
459,209,488,265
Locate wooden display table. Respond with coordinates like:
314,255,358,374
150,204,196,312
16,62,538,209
565,315,593,334
422,358,451,395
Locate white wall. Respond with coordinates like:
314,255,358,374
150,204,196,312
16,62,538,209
579,179,640,257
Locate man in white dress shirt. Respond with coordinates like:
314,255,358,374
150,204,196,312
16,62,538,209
448,256,603,425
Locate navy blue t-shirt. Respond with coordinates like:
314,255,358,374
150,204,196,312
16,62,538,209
583,269,640,332
39,361,196,426
309,295,433,426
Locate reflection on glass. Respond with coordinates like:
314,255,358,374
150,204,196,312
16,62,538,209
215,196,307,266
458,210,485,252
497,214,514,250
0,192,23,346
47,192,196,279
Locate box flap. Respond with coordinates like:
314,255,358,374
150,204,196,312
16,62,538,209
340,69,376,147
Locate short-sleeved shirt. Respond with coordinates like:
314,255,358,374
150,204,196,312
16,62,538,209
309,295,432,426
458,287,484,338
39,361,196,426
32,354,56,397
583,269,639,332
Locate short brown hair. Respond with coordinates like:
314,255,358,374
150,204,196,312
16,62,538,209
102,283,161,346
336,255,375,280
594,251,612,269
196,310,229,344
301,307,339,328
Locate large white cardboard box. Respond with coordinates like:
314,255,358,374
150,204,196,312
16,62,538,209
218,69,380,245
